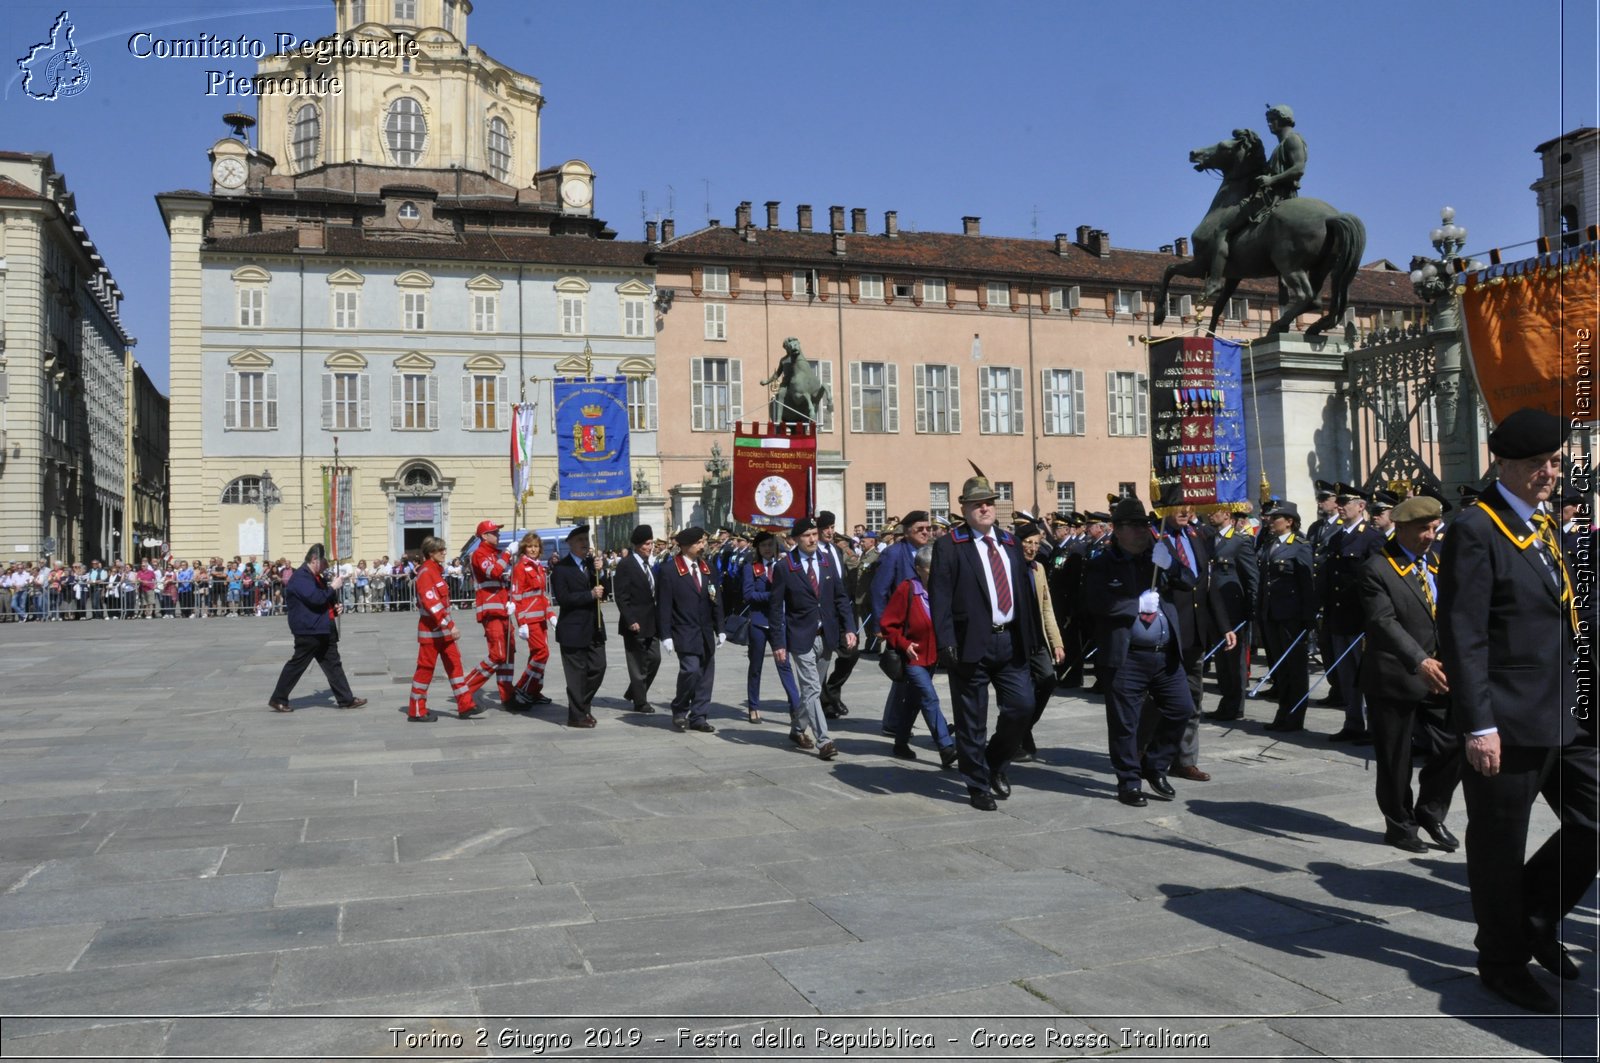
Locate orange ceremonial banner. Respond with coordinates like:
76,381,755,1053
1460,242,1598,425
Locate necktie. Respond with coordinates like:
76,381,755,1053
983,536,1013,615
642,555,654,593
691,562,701,592
1533,513,1564,590
807,557,820,596
1172,530,1192,574
1413,558,1435,618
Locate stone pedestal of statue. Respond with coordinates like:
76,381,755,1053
817,453,849,524
1242,334,1355,509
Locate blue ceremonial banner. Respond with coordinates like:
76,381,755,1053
554,376,635,518
1148,336,1247,513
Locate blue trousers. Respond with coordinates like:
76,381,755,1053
947,629,1032,795
1104,644,1192,790
671,649,715,725
746,624,800,713
897,665,955,749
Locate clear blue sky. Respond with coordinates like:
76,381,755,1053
3,0,1596,394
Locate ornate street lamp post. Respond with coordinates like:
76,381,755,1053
1409,207,1485,495
253,469,280,562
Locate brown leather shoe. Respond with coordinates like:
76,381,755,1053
817,740,838,760
1170,764,1211,782
337,697,368,709
789,731,815,750
268,699,293,713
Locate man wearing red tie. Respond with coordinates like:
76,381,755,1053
657,526,724,733
1155,499,1214,782
929,469,1042,810
770,517,857,760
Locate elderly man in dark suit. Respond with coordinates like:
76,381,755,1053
1439,406,1599,1013
1358,494,1463,854
1084,497,1200,806
657,526,724,733
770,516,856,760
267,543,365,712
613,524,661,714
551,525,605,728
1202,506,1258,722
930,470,1041,810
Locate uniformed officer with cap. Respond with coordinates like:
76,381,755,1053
1322,483,1386,742
1369,489,1399,537
1259,501,1317,731
1439,406,1598,1013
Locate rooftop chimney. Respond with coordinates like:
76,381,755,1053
646,220,658,243
962,216,981,236
735,201,752,230
851,208,867,233
765,200,780,230
1075,224,1094,246
832,232,847,256
885,211,899,238
1054,233,1070,256
296,223,324,250
797,204,813,232
661,218,675,241
708,218,721,228
1174,236,1189,256
829,205,845,233
1160,244,1173,255
1089,229,1110,257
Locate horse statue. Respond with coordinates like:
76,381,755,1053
1153,128,1366,338
760,337,832,425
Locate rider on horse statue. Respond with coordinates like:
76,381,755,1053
1205,103,1307,303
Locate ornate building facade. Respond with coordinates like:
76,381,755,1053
160,0,659,561
0,151,142,564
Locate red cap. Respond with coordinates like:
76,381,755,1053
475,519,502,537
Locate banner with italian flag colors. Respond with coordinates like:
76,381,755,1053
1147,336,1248,514
510,401,536,501
733,421,816,529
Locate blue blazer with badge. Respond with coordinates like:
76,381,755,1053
770,546,854,654
929,523,1040,665
868,538,918,624
657,554,723,656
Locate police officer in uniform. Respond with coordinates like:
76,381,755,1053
1203,506,1259,722
1321,484,1386,742
1259,502,1317,732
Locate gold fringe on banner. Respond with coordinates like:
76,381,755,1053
556,495,638,519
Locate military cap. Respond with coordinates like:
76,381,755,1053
1414,482,1453,513
1489,407,1568,458
1110,497,1156,526
1086,511,1112,523
1561,490,1586,508
751,531,775,549
1391,495,1443,523
1265,500,1301,521
674,526,706,548
1369,489,1399,513
1014,517,1046,540
861,530,878,541
793,517,818,536
630,524,654,546
900,510,929,529
1314,479,1337,500
566,524,590,542
958,473,999,504
1334,482,1368,503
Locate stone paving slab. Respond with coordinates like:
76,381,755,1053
2,610,1596,1061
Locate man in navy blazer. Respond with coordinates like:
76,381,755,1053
930,471,1041,810
870,511,933,742
771,517,856,760
267,544,364,712
657,527,724,733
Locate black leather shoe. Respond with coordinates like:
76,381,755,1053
1386,832,1429,854
1327,727,1370,743
891,741,917,760
672,715,688,732
1263,719,1302,732
1117,789,1148,807
631,702,656,713
689,721,716,733
1204,710,1243,722
457,706,487,720
1416,817,1459,852
530,694,553,705
1479,964,1558,1013
990,769,1011,800
407,711,437,723
939,745,959,770
1141,771,1175,800
969,790,997,811
1528,935,1581,981
568,716,597,729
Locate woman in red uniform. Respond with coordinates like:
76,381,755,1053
510,532,554,707
410,537,486,722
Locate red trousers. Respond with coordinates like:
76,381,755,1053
515,622,550,697
411,639,474,718
464,614,516,701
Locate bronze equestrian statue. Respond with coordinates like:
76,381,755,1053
760,337,832,425
1154,118,1365,338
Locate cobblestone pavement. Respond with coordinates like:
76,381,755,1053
0,610,1595,1061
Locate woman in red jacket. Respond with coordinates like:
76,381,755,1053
877,543,957,767
510,532,554,707
410,537,485,722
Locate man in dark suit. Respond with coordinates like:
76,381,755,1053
1203,506,1258,722
770,516,856,760
1259,502,1317,732
613,524,661,713
816,511,861,718
1153,501,1214,782
550,525,605,728
1307,479,1344,705
1085,497,1202,805
929,471,1041,810
1439,406,1598,1013
657,526,724,733
1358,494,1463,853
871,511,932,739
1052,513,1093,688
267,544,365,712
1321,483,1387,743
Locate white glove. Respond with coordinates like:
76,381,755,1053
662,638,675,654
1151,540,1174,570
1138,589,1161,614
517,624,529,640
716,633,726,646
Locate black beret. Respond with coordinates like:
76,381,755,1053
630,524,654,546
566,525,590,542
674,526,706,548
751,531,774,549
1014,518,1045,540
793,517,818,536
900,510,929,529
1489,407,1568,459
815,511,837,530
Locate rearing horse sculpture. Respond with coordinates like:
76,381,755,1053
760,337,832,425
1153,128,1366,338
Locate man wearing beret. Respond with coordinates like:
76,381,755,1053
658,527,724,733
613,524,662,713
1439,406,1599,1013
771,517,856,759
551,525,605,728
1357,494,1462,853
